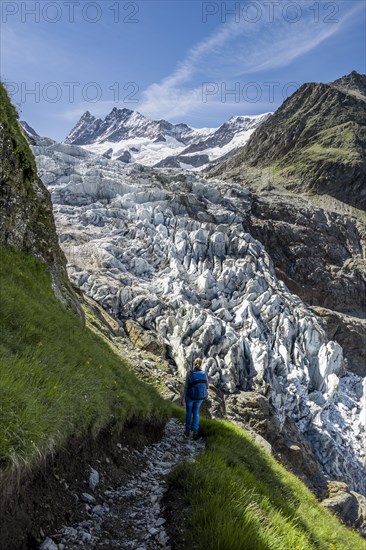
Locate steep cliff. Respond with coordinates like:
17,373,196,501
0,83,80,314
246,193,366,376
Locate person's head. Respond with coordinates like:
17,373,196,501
194,358,203,371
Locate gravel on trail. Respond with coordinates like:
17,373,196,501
40,419,205,550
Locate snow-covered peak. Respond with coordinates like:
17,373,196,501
64,108,194,146
62,109,272,169
20,121,55,147
156,112,273,170
228,112,273,123
20,120,39,138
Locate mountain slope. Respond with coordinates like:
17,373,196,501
210,71,366,210
20,120,55,147
1,83,364,547
0,82,168,463
30,138,366,496
0,83,170,549
155,113,271,169
245,193,366,375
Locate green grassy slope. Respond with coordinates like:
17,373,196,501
0,247,170,469
170,411,364,550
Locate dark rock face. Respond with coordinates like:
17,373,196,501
124,319,166,356
245,193,366,375
0,84,81,315
102,148,113,159
247,194,366,315
155,153,210,169
211,71,366,210
332,70,366,99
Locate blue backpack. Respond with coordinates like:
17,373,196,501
188,371,208,401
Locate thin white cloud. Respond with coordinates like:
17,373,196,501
139,0,363,120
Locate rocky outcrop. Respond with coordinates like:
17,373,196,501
30,140,366,496
210,71,366,210
0,84,81,315
247,194,366,315
125,319,166,356
321,481,366,537
244,193,366,375
20,121,55,147
311,308,366,378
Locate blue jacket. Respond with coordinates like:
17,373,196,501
185,370,208,400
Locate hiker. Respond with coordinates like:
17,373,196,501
183,357,208,439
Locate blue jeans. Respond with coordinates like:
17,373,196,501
185,397,203,431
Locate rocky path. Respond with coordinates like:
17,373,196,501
40,419,204,550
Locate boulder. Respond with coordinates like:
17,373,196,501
322,481,366,535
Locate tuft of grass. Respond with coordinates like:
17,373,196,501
0,247,170,470
170,409,364,550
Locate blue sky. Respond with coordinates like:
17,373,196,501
1,0,365,140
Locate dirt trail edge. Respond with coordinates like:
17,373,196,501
40,419,205,550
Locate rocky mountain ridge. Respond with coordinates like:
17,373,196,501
62,108,271,169
65,108,195,146
30,138,366,496
210,71,366,210
154,113,272,169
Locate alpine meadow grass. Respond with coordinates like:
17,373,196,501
0,247,170,470
170,409,365,550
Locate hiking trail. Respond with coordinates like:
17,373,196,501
40,419,205,550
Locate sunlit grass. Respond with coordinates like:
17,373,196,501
170,408,364,550
0,247,170,469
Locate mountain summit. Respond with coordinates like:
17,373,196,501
65,107,193,146
210,71,366,210
64,108,271,169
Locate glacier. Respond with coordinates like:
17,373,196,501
33,140,366,496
